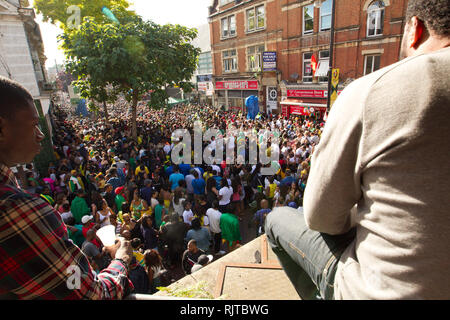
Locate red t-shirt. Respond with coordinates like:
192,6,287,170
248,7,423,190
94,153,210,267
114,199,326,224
82,223,101,249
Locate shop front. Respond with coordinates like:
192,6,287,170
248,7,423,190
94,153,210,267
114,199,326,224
215,80,259,113
280,87,342,119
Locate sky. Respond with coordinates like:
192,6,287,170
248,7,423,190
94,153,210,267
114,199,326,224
30,0,212,68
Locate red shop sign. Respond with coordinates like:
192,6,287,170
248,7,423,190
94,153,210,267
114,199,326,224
216,80,259,90
287,89,327,98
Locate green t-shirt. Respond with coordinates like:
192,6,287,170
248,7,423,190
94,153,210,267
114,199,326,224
70,196,90,224
115,194,126,213
68,225,85,248
220,213,241,244
154,204,166,229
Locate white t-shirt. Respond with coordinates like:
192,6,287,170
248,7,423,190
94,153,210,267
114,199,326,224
219,186,233,206
206,208,222,234
183,209,194,225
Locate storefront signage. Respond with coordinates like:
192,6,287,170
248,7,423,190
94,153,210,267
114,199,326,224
266,86,278,113
215,80,259,90
262,52,277,71
198,82,214,96
197,74,213,83
287,89,328,98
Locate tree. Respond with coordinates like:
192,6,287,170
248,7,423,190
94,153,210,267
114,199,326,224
73,78,118,124
33,0,133,30
61,14,200,140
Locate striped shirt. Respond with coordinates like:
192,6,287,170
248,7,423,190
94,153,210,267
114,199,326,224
0,163,133,299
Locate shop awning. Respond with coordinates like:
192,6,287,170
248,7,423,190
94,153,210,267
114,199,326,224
315,60,330,77
280,99,327,108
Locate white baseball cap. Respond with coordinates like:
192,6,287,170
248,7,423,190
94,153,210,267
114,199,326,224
81,215,93,224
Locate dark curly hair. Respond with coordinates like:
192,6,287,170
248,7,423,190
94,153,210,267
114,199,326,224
405,0,450,36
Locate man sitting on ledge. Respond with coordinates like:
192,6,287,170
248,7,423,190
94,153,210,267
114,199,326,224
266,0,450,300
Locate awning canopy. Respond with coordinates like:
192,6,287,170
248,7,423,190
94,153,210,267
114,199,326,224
280,99,327,108
315,60,330,77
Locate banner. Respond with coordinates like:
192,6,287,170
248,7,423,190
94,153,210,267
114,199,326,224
262,52,277,71
330,68,340,109
266,86,277,113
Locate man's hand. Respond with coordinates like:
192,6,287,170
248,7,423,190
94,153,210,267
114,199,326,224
104,237,132,266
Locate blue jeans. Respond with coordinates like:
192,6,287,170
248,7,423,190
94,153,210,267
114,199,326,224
265,207,356,300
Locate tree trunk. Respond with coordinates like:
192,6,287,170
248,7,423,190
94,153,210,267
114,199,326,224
131,92,138,142
103,101,109,124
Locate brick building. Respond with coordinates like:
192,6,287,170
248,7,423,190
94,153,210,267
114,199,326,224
208,0,408,117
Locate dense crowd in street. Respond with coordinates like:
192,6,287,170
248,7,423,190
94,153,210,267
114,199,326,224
22,101,325,295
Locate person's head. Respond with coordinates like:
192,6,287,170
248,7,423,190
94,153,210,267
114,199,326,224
142,215,153,228
261,199,269,209
122,213,131,223
62,203,70,212
400,0,450,60
191,218,201,230
0,77,45,167
131,238,142,250
143,249,162,268
81,215,93,226
86,229,96,241
187,239,198,253
121,229,131,240
183,200,191,211
133,188,140,200
212,200,219,210
197,254,212,267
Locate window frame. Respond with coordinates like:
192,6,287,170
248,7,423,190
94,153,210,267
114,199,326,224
222,49,238,73
303,4,314,35
366,1,385,37
302,52,313,83
363,54,381,75
246,4,266,33
247,44,265,72
221,14,236,39
319,0,333,32
318,50,330,83
220,0,234,6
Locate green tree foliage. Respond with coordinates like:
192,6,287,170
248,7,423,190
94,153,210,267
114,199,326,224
33,0,133,30
61,14,201,140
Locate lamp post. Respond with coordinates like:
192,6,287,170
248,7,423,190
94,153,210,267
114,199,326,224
315,0,337,112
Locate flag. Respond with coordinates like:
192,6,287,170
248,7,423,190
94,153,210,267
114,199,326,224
311,54,318,76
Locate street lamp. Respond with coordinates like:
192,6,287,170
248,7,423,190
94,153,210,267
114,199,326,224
315,0,337,112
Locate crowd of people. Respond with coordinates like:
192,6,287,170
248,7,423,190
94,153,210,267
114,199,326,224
21,101,325,295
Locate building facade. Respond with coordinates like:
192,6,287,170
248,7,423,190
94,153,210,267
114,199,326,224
0,0,56,178
208,0,408,116
191,23,214,104
0,0,53,121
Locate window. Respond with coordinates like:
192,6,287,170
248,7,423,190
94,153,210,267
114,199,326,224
198,52,213,75
247,5,265,32
221,15,236,38
247,44,265,72
223,49,237,73
364,55,381,75
367,1,385,37
303,52,313,82
318,50,330,82
220,0,233,6
303,4,314,35
320,0,333,31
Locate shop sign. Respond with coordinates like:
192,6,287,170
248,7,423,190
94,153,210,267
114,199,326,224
198,82,214,96
266,86,278,113
262,52,277,71
215,80,259,90
287,89,328,98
